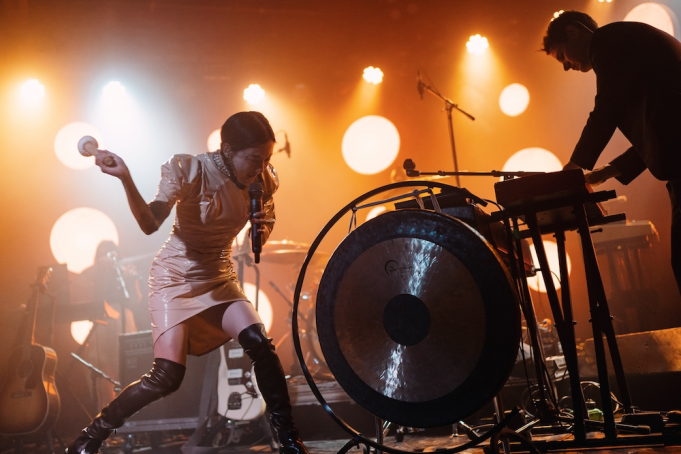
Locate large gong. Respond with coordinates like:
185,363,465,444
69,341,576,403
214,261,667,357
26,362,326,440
316,209,520,428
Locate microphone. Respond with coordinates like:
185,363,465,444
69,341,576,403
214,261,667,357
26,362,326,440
417,71,424,100
284,132,291,158
403,159,420,177
249,182,264,264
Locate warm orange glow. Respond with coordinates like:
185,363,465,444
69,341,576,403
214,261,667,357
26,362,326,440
54,122,105,170
243,282,273,332
502,147,562,177
528,240,572,292
499,83,530,116
244,84,265,104
50,208,119,273
625,3,675,36
342,115,400,175
363,66,384,84
207,128,221,151
466,34,489,55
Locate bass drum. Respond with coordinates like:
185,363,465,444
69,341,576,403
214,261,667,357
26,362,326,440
316,209,521,428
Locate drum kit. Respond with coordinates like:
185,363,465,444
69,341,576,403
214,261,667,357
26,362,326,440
286,162,678,454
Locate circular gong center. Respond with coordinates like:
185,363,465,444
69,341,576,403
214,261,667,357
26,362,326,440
383,294,431,346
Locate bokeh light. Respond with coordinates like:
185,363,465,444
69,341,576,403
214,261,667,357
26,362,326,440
365,206,387,222
54,122,105,170
499,83,530,116
243,282,273,332
363,66,384,84
50,208,119,273
624,3,675,36
244,84,265,105
502,147,562,178
71,321,94,345
527,240,572,292
207,128,221,151
466,34,489,55
20,79,45,104
342,115,400,175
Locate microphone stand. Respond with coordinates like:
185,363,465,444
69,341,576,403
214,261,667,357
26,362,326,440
108,252,131,335
417,75,475,187
403,159,544,180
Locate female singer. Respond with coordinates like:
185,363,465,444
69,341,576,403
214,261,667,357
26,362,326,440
67,111,309,454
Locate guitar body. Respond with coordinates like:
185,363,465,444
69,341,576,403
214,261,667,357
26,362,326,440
0,344,60,435
217,340,266,421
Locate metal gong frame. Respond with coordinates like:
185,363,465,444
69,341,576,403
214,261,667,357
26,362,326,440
291,181,520,454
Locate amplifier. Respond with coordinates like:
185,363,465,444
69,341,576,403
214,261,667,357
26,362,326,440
117,330,214,433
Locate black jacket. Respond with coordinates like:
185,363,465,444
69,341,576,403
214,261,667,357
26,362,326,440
570,21,681,183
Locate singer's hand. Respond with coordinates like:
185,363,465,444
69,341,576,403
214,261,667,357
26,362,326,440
250,210,268,235
95,150,130,179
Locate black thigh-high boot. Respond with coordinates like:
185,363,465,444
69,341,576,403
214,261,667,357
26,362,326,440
66,358,186,454
238,323,309,454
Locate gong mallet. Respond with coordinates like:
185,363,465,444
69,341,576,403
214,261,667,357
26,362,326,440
77,136,115,167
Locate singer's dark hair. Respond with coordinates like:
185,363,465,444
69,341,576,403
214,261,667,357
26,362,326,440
220,111,276,152
542,10,598,54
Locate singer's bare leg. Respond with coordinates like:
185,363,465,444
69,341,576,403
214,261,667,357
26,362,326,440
221,300,263,339
153,323,190,365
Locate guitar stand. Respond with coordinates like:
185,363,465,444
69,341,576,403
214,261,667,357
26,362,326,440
497,188,681,451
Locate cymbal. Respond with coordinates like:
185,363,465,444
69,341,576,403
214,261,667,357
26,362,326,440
260,240,328,266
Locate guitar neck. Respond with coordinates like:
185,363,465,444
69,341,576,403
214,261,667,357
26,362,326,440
24,266,52,347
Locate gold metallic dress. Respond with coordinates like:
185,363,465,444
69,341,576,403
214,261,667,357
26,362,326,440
148,151,277,355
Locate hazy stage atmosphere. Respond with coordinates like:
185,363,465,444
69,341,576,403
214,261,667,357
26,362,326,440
1,0,681,453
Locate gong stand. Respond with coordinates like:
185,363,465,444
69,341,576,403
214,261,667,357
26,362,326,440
291,181,523,454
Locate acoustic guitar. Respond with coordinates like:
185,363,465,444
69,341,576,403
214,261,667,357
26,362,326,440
0,267,61,435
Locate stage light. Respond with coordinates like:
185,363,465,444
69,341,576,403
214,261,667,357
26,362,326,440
243,282,273,332
598,0,613,3
20,79,45,104
244,84,265,105
207,129,221,151
502,147,562,179
466,34,489,55
54,122,105,170
527,240,572,292
342,115,400,175
363,66,384,84
625,3,675,36
103,81,126,97
50,207,119,273
499,83,530,117
365,206,387,222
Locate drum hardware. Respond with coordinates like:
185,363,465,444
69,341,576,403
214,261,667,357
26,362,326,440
292,181,525,454
267,280,330,379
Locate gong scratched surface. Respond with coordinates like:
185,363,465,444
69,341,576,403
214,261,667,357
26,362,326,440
316,209,521,428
